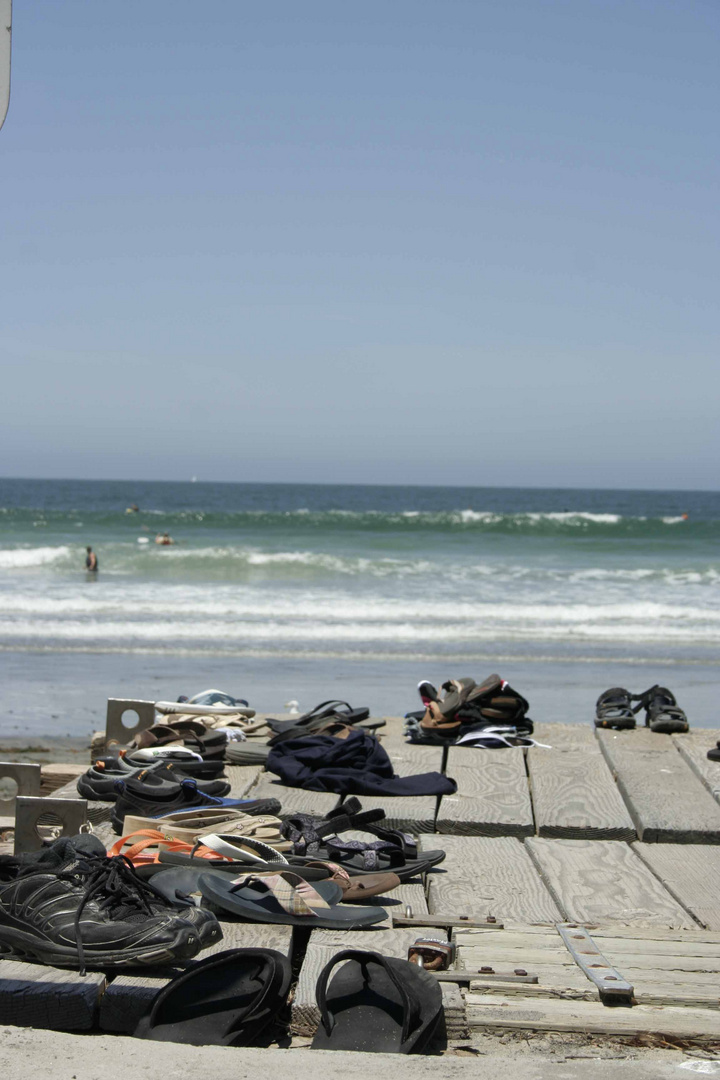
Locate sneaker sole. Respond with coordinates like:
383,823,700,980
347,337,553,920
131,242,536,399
0,921,203,970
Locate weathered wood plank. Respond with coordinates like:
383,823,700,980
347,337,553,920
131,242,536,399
344,792,437,833
632,842,720,932
459,942,720,976
366,881,427,928
467,979,719,1010
465,992,720,1039
291,926,448,1036
249,775,338,819
531,723,599,749
527,741,636,841
456,924,720,945
99,920,293,1033
673,730,720,805
420,834,562,925
52,777,112,827
0,959,105,1030
525,837,697,929
438,748,534,837
40,764,87,797
383,740,443,775
224,764,264,798
597,728,720,843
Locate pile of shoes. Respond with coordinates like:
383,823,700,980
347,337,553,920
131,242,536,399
76,744,280,834
594,685,689,734
404,675,533,747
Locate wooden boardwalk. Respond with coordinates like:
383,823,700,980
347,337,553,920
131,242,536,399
3,720,720,1043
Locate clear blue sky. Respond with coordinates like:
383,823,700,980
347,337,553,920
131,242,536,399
1,1,718,488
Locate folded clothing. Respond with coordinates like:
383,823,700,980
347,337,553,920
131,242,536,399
266,729,456,797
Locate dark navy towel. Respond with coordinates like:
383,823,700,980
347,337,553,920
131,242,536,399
266,729,457,797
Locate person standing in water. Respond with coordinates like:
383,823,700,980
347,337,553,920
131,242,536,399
85,546,98,572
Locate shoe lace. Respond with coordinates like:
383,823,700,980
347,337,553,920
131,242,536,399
60,854,163,975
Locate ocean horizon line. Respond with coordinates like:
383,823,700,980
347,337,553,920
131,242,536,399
0,476,718,495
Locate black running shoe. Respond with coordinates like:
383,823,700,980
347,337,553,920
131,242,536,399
0,834,206,972
78,761,230,803
112,773,281,834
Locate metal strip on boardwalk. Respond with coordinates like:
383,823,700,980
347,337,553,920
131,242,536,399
556,923,634,1004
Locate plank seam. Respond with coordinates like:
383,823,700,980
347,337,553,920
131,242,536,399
629,843,706,931
673,737,720,807
595,732,646,841
523,745,539,837
521,840,569,921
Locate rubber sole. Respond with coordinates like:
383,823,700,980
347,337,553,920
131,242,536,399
0,921,203,969
594,718,636,730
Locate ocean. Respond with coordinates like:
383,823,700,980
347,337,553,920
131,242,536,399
0,478,718,735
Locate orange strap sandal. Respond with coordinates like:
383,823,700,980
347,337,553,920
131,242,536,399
109,830,235,867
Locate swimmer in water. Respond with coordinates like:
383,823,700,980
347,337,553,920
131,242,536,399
85,546,98,572
681,512,689,520
155,532,175,545
126,503,140,513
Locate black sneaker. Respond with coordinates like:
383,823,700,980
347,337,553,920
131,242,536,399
112,773,281,834
78,761,230,803
0,834,206,972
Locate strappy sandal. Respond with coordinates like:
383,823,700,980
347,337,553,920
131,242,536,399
594,687,637,730
109,829,232,867
634,685,689,734
280,800,446,879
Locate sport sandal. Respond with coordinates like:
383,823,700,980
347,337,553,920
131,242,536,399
634,685,689,734
311,949,443,1053
594,687,636,730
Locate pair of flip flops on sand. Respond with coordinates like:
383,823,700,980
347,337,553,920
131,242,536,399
135,946,443,1053
595,685,689,734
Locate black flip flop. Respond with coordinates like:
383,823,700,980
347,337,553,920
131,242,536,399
266,700,383,735
594,687,636,730
311,949,443,1053
134,947,291,1045
707,742,720,762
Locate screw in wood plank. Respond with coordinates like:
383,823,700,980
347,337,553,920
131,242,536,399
479,966,494,973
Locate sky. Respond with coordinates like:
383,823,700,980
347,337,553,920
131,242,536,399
1,0,718,490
